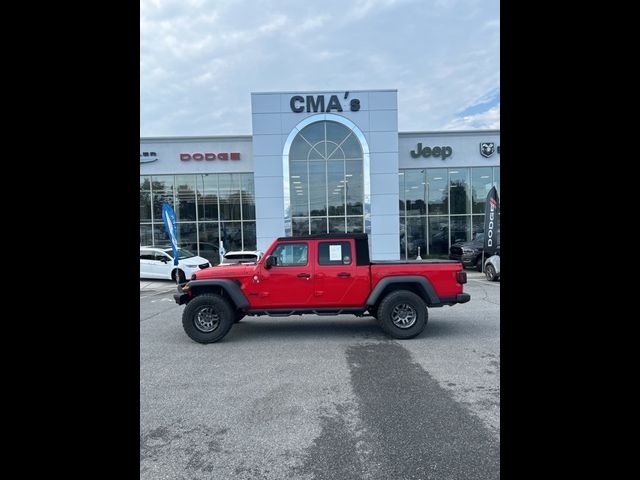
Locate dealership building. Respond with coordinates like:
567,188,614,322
140,89,500,265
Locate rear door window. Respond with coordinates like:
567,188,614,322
318,241,352,265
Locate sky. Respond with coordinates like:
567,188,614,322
140,0,499,137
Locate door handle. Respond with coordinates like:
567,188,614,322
297,273,311,278
337,272,351,277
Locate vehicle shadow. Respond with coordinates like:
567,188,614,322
223,316,387,343
218,315,485,343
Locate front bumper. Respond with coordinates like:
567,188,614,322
173,283,191,305
449,254,476,266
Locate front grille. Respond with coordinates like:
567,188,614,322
198,263,210,269
450,246,463,255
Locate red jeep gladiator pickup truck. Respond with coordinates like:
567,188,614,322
174,234,470,343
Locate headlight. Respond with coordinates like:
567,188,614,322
462,248,476,254
184,264,198,268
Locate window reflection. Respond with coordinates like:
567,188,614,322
427,169,448,215
141,173,256,262
471,168,492,214
428,217,449,255
449,168,470,215
399,166,500,257
405,169,426,216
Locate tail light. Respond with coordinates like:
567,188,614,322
456,271,467,284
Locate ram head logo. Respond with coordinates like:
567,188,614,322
480,142,495,158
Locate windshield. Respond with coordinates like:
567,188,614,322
164,248,196,260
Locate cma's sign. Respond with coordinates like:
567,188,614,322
140,151,158,163
290,93,360,113
410,143,453,160
180,152,240,161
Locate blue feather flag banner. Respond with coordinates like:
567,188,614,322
161,203,179,265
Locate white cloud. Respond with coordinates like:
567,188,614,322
140,0,499,136
441,103,501,130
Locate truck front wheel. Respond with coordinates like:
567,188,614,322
182,293,234,344
377,290,428,339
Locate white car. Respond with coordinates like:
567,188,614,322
219,250,263,265
140,246,211,283
484,254,500,281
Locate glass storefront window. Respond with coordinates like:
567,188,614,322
398,172,405,215
198,222,220,265
175,175,196,222
405,169,426,216
290,162,308,217
152,176,174,221
241,173,256,220
220,221,242,252
399,217,406,259
309,162,328,216
399,166,500,256
450,216,470,244
310,217,327,235
292,217,309,236
449,168,470,215
197,174,219,221
471,167,493,214
345,161,363,215
493,166,500,197
327,160,345,216
242,221,257,250
406,216,428,259
140,192,152,222
347,216,364,233
428,217,449,255
427,169,448,215
288,120,364,236
472,215,485,240
141,173,255,263
219,174,242,221
140,224,153,246
329,217,346,233
177,222,198,249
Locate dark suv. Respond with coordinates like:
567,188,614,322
449,233,486,271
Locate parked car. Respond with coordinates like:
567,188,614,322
140,246,211,283
220,250,263,265
173,233,470,344
484,249,500,281
449,233,486,271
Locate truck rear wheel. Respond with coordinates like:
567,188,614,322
182,293,234,344
377,290,428,339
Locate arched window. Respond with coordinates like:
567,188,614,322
288,120,365,235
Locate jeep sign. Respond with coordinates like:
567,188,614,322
410,143,453,160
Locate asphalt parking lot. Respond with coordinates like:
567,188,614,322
140,271,499,480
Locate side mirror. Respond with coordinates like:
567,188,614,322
265,255,277,269
160,257,168,263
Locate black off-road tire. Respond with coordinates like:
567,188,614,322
377,290,428,339
173,269,186,284
182,294,234,344
368,305,379,319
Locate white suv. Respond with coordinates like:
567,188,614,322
220,250,263,265
140,247,211,283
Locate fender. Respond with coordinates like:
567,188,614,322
366,275,440,306
187,279,250,309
